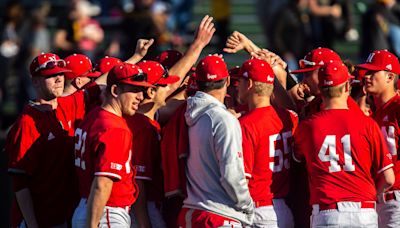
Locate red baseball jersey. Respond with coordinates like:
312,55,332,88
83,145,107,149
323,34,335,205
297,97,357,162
304,96,364,118
293,109,393,205
239,106,298,202
6,102,81,227
75,107,137,207
372,94,400,191
160,102,189,197
126,113,164,202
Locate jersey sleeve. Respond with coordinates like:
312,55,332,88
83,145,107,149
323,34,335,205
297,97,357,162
132,128,158,181
239,120,256,179
6,115,40,175
293,122,306,163
94,128,133,181
369,120,394,174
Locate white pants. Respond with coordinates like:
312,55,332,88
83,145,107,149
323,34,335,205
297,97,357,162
311,202,378,228
252,199,294,228
130,201,166,228
72,198,131,228
377,191,400,228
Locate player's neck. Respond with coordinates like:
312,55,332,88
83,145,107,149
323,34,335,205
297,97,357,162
62,84,78,97
207,89,226,104
373,89,396,109
321,96,348,110
248,95,271,110
137,100,158,120
101,100,122,117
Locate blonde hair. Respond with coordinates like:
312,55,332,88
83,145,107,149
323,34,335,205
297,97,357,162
320,83,346,98
254,81,273,96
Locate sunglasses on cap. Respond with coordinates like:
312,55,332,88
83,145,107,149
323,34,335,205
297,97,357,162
34,59,67,72
154,66,169,87
299,59,317,69
117,71,148,83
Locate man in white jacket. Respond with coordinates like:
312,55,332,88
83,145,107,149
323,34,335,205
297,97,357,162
178,55,254,227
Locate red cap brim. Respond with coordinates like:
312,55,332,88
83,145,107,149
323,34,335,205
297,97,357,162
119,80,155,88
38,67,72,77
355,63,384,72
157,75,180,85
86,71,102,78
290,66,320,74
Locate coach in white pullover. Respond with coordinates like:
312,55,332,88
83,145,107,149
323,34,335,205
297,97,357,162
177,55,254,227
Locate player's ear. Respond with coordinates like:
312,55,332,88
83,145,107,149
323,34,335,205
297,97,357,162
386,72,395,82
145,87,156,99
111,84,119,98
226,77,230,87
248,78,254,90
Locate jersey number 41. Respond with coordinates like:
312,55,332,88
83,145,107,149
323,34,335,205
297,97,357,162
318,134,355,173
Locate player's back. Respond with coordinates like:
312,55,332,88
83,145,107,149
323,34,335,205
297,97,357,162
239,106,297,201
294,109,392,205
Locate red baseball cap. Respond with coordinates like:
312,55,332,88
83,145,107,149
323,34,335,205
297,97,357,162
64,54,101,80
356,50,400,74
318,61,354,87
154,50,183,69
29,53,71,77
137,60,180,85
96,56,122,74
239,59,275,84
107,63,155,88
291,47,342,74
196,55,229,82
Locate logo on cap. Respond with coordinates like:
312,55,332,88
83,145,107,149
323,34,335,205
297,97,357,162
386,64,392,70
324,80,333,86
207,74,217,80
267,75,274,82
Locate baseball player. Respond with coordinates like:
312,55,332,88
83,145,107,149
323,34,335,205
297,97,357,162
177,55,254,227
127,60,180,228
72,63,154,228
355,49,400,227
63,53,102,96
293,61,395,227
237,59,298,227
5,53,90,227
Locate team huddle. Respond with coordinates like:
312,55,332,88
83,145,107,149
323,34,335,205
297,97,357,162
4,15,400,228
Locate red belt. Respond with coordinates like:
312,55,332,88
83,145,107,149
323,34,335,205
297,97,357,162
319,201,375,211
254,200,273,208
384,192,397,202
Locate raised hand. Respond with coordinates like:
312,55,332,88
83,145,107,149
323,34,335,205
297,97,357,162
194,15,216,48
134,38,155,58
223,31,245,53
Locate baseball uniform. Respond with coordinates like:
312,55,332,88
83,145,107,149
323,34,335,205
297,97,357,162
126,113,165,228
240,106,298,228
160,102,188,228
72,107,137,228
6,91,88,227
371,94,400,227
293,109,393,227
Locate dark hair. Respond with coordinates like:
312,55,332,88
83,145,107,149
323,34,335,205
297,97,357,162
196,78,227,93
